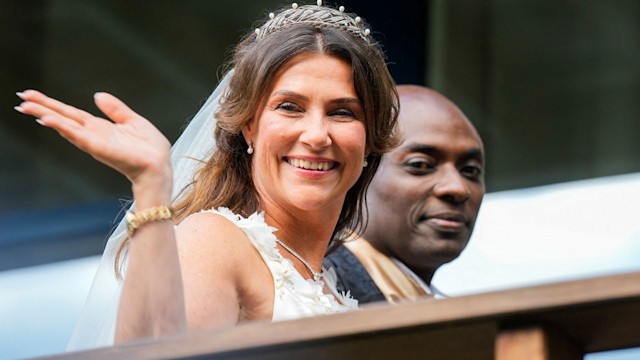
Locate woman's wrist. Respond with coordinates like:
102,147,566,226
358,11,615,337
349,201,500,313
126,205,175,237
131,163,174,207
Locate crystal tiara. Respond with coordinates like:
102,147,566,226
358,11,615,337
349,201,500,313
254,1,371,43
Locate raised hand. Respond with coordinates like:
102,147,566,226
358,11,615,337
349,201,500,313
15,90,189,341
15,90,172,190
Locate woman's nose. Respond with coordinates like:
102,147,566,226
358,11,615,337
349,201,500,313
299,113,332,150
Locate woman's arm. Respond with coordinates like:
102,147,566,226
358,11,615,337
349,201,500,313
175,212,248,330
15,90,259,340
16,90,188,342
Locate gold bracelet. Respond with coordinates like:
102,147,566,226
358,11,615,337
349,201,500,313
126,205,175,238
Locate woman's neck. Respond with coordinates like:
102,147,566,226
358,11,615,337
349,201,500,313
263,203,340,272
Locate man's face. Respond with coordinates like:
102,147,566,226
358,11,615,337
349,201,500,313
365,90,485,274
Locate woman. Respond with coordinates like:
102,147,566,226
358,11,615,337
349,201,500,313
15,2,399,349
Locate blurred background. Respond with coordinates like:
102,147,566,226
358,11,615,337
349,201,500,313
1,0,639,358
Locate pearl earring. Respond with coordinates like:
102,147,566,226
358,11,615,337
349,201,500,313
247,141,254,155
363,157,368,167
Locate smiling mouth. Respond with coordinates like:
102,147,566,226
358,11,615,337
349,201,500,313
286,157,337,171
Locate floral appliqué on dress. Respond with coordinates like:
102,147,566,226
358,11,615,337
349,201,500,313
201,207,358,321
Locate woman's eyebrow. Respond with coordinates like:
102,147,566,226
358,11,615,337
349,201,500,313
270,90,308,101
270,90,360,106
329,98,361,106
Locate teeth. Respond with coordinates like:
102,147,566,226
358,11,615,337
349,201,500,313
288,158,334,171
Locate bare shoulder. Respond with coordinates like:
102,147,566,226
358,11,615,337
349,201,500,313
174,210,267,330
175,210,264,285
176,210,249,250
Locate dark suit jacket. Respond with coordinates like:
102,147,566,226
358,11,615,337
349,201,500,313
323,246,386,304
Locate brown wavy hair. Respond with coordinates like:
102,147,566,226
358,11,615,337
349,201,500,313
115,8,400,277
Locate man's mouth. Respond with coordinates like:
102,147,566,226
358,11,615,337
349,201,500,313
420,212,468,232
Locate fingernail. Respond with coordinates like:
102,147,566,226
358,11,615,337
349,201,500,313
14,105,24,113
94,92,105,99
16,91,25,99
35,119,45,126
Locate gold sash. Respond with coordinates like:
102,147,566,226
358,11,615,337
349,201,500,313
344,238,431,304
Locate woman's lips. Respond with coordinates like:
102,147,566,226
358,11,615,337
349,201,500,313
285,156,337,171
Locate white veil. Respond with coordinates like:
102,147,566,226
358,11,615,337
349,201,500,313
66,70,233,351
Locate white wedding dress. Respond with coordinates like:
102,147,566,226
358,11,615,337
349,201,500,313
202,207,358,321
67,70,357,352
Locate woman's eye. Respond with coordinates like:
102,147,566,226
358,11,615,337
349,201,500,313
330,108,356,120
276,102,302,112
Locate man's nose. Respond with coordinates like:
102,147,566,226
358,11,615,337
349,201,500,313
432,164,470,203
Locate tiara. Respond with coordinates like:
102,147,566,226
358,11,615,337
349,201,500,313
254,1,371,43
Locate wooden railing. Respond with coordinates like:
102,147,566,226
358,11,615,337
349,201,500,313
49,271,640,359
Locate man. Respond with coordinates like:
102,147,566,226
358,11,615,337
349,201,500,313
324,85,485,304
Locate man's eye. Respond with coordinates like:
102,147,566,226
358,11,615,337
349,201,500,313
461,166,483,179
405,159,435,173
